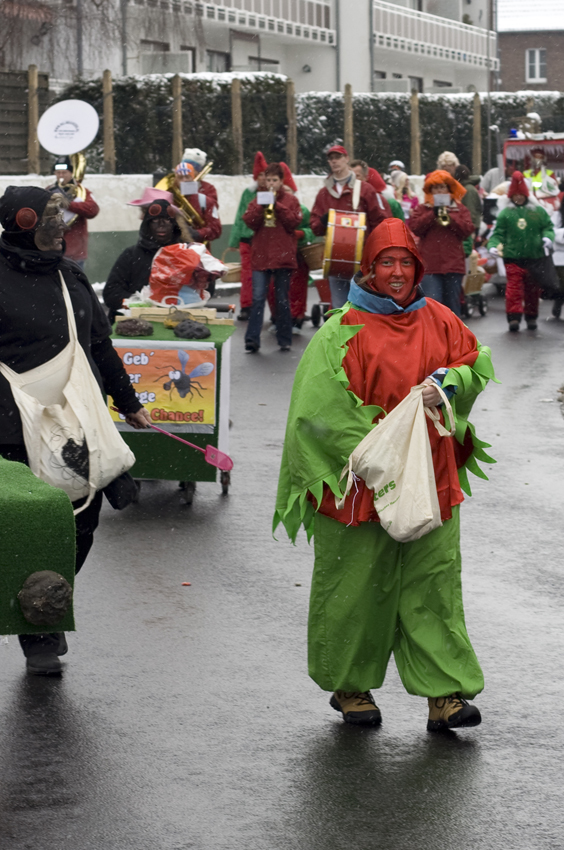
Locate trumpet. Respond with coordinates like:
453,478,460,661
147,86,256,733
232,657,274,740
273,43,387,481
264,194,276,228
437,206,451,227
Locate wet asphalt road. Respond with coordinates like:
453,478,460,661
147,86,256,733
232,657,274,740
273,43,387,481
1,290,564,850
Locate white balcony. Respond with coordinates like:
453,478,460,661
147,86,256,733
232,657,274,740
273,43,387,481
134,0,336,46
373,0,498,71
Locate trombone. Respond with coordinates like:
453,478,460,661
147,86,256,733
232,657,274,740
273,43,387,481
57,152,87,227
155,160,215,229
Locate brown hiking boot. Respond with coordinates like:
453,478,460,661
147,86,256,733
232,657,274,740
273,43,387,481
330,691,382,726
427,694,481,732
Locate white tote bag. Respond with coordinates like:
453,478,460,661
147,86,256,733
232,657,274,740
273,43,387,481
0,272,135,514
336,384,455,543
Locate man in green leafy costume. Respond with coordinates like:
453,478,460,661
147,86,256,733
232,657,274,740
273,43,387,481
274,219,496,732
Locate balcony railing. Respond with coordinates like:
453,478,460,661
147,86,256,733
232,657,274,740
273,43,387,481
373,0,499,70
135,0,336,45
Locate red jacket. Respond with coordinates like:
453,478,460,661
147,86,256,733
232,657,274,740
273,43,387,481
408,202,474,275
199,179,218,207
310,173,391,237
61,187,99,262
243,191,302,270
187,190,222,243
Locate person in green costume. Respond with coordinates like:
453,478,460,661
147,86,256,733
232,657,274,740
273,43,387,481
275,218,496,732
488,170,557,332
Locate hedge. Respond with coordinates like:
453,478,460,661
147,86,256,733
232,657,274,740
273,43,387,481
55,74,564,176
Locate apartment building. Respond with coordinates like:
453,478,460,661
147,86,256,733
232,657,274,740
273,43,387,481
2,0,497,93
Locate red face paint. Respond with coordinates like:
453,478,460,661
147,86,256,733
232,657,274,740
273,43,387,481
369,247,416,305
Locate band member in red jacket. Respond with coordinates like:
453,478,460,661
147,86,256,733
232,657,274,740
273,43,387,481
310,145,391,308
48,156,99,269
242,163,302,353
173,161,222,244
408,170,474,317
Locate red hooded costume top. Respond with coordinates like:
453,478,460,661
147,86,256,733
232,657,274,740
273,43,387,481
315,218,483,526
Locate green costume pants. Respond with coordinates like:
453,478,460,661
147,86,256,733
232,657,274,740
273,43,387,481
308,508,484,699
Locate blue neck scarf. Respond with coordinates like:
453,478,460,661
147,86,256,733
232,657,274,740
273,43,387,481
348,280,426,315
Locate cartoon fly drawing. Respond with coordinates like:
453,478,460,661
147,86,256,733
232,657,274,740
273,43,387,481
155,350,214,401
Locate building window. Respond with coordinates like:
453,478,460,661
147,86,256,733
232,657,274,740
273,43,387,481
433,80,452,88
374,70,386,79
140,39,170,51
207,50,230,71
408,76,423,92
180,45,196,71
526,48,547,82
249,56,280,72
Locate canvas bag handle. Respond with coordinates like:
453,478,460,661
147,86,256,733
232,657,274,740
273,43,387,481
423,381,456,437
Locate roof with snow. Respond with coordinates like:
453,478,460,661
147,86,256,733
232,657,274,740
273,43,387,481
497,0,564,32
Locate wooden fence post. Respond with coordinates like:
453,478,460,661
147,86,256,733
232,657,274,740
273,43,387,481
472,92,482,176
231,78,243,174
410,89,421,175
103,69,116,174
27,64,40,174
286,79,297,174
344,83,354,156
172,74,183,168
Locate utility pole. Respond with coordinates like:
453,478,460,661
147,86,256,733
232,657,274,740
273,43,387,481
344,84,354,157
172,75,183,169
286,80,298,174
410,89,421,175
120,0,128,75
486,0,492,171
76,0,83,77
231,79,243,174
103,70,116,173
27,65,40,174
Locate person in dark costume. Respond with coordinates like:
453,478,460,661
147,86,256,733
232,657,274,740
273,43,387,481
0,185,150,675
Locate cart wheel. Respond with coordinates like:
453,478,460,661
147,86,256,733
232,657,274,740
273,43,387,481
478,296,488,316
220,470,230,496
132,480,141,503
179,481,196,505
320,303,330,322
311,304,321,327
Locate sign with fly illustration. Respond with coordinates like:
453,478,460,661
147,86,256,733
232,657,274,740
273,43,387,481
109,343,217,430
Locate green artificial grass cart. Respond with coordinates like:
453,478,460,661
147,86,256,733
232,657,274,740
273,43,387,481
0,458,76,636
111,323,235,505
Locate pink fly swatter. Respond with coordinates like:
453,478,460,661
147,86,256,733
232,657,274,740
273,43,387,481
111,408,233,471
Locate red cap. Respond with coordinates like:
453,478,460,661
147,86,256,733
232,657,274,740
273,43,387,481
326,145,348,157
253,151,268,180
366,167,387,193
508,171,529,198
360,218,425,285
280,162,298,193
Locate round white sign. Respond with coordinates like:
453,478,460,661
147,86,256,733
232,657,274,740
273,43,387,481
37,99,100,155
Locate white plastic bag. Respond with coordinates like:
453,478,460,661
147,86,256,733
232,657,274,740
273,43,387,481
0,273,135,514
336,383,455,543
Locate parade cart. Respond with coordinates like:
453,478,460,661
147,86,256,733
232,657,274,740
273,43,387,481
503,135,564,190
110,319,235,505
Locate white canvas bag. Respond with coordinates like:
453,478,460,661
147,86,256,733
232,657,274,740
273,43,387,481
0,272,135,514
336,383,455,543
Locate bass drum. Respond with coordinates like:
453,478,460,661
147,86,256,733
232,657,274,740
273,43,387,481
322,209,367,279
